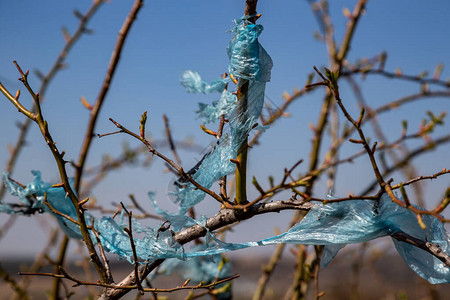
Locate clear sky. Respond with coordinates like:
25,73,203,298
0,0,449,257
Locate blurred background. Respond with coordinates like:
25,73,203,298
0,0,449,298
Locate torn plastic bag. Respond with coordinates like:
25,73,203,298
156,244,231,284
196,90,237,123
1,171,185,262
153,244,232,299
180,70,230,94
173,80,267,214
2,171,83,239
181,194,450,284
174,16,272,213
227,17,273,82
95,211,185,262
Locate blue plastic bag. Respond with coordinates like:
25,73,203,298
175,17,273,214
227,17,273,82
180,70,230,94
1,171,186,262
179,194,450,284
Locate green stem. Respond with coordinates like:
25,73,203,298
234,0,259,205
235,139,248,204
235,78,250,205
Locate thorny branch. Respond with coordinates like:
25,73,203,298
120,203,145,294
18,269,239,294
1,1,450,299
0,62,110,283
0,0,104,201
309,66,450,222
75,0,144,193
102,117,231,207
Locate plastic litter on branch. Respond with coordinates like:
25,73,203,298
180,70,237,124
2,171,185,262
180,70,230,94
227,15,273,82
179,194,450,284
1,15,450,286
174,15,273,214
262,194,450,284
2,172,450,283
1,171,83,239
151,245,232,299
196,90,237,124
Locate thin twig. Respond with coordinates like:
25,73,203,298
90,218,114,283
75,0,144,193
1,62,109,283
390,169,450,190
106,118,227,205
0,0,104,202
19,270,239,293
128,194,163,220
342,67,450,89
43,194,81,226
361,134,450,195
163,114,182,166
120,203,144,294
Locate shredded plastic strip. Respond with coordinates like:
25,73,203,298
2,15,450,286
1,171,185,262
1,171,83,239
180,70,230,94
175,16,272,214
227,16,273,82
151,244,232,299
2,172,450,283
196,90,237,124
179,194,450,284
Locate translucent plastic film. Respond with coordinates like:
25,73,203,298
3,172,450,283
227,17,273,82
180,70,230,94
2,171,83,239
2,14,449,286
180,194,450,284
154,245,232,299
1,171,185,262
175,16,272,214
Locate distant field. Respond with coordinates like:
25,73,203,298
2,247,449,299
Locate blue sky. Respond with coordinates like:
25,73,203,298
0,0,449,257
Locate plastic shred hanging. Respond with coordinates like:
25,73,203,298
1,15,450,286
174,15,273,214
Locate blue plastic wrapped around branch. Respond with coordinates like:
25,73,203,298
227,17,273,82
173,81,267,214
2,14,449,287
3,172,450,283
180,194,450,284
153,245,232,299
1,171,185,262
271,194,450,284
1,171,83,239
174,17,272,214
